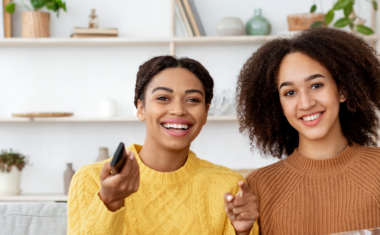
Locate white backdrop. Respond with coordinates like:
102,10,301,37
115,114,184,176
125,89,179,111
0,0,373,193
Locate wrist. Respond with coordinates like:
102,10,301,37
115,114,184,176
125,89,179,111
98,191,124,212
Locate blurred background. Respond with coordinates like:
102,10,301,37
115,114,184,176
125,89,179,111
0,0,375,196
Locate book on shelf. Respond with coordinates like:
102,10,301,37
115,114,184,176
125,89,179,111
71,27,119,37
174,1,189,37
71,34,118,38
175,0,194,37
188,0,205,36
182,0,201,36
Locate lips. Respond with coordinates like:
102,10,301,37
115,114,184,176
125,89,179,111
161,118,194,137
300,112,324,127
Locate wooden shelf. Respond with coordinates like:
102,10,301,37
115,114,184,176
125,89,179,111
0,35,377,47
0,194,67,202
0,116,238,123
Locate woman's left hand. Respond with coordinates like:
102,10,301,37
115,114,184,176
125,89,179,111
224,181,259,235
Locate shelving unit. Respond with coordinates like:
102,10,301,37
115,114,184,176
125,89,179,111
0,116,238,123
0,34,379,56
0,194,67,202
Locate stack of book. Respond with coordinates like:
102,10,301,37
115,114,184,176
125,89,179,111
175,0,205,37
71,27,119,38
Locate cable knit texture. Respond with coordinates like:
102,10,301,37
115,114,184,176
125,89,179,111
246,143,380,235
68,144,259,235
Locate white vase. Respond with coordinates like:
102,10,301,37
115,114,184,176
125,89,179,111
217,17,245,36
100,97,116,117
0,167,22,196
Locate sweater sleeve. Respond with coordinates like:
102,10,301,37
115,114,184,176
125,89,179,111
67,166,126,235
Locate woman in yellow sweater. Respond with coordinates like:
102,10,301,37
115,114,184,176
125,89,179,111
236,28,380,234
68,56,259,235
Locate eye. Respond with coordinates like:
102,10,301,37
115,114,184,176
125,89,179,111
284,90,296,97
157,96,169,101
312,83,323,89
187,98,200,103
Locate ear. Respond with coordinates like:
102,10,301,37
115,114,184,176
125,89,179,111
136,100,146,121
203,104,210,125
339,90,348,103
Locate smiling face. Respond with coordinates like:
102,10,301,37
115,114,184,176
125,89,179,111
137,67,209,151
277,52,346,141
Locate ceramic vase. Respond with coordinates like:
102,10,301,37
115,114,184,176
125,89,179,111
217,17,245,36
100,97,116,118
0,167,21,196
246,9,271,36
95,147,110,162
22,11,50,38
64,163,75,195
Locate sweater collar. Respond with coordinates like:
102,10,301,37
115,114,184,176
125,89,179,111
284,143,366,176
127,144,198,185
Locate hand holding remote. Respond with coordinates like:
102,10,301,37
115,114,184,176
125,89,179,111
99,149,140,212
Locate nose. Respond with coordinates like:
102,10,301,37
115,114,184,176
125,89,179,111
169,99,187,116
298,92,316,110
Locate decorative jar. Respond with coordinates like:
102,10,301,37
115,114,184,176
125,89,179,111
217,17,245,36
246,8,271,36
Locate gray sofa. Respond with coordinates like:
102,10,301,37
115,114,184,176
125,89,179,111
0,203,67,235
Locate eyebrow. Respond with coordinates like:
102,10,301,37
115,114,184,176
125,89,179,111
279,74,325,89
151,87,203,96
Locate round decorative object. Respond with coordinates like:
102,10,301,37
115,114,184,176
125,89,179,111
100,97,116,117
246,8,271,36
64,163,75,195
22,11,50,38
217,17,245,36
12,113,73,118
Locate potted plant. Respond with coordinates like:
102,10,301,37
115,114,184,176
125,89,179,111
287,2,325,31
0,149,28,195
5,0,67,37
310,0,376,35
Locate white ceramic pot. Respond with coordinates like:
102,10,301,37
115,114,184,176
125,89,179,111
100,97,116,117
0,167,22,196
217,17,245,36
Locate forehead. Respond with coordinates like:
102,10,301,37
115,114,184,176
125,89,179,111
277,52,331,85
147,67,204,92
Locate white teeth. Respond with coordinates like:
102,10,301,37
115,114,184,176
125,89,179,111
162,123,190,129
302,113,321,121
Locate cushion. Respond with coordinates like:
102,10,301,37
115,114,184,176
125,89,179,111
0,202,67,235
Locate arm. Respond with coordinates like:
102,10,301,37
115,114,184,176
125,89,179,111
67,169,126,235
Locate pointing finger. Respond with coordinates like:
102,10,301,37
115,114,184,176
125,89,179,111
238,181,251,196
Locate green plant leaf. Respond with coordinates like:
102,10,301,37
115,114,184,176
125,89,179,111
356,25,374,35
344,2,353,17
349,22,354,29
334,0,351,10
325,9,335,25
310,4,317,13
46,1,58,11
372,1,378,10
333,17,351,27
310,21,323,28
5,3,15,13
31,0,46,10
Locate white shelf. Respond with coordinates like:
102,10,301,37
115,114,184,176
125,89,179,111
0,116,238,123
0,35,377,47
0,194,67,202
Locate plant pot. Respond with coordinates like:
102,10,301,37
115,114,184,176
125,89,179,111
217,17,245,36
22,11,50,38
287,13,325,31
0,167,22,196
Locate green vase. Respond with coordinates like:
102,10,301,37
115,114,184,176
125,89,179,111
246,8,271,36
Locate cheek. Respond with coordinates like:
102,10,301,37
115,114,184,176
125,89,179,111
279,98,296,119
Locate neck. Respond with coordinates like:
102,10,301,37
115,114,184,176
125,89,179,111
138,137,190,173
298,119,348,160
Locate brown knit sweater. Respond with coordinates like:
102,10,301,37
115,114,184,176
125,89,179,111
246,144,380,235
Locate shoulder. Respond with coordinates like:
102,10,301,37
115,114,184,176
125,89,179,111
246,160,287,190
350,144,380,170
72,159,110,186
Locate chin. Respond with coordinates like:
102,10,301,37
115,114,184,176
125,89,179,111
162,139,192,151
301,129,329,141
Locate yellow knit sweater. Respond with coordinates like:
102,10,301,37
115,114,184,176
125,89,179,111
68,144,259,235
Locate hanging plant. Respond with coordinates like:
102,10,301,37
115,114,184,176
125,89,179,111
310,0,376,35
5,0,66,17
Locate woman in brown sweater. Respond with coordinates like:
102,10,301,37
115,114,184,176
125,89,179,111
236,28,380,234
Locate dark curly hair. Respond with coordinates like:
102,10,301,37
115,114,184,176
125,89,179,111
236,28,380,159
134,55,214,108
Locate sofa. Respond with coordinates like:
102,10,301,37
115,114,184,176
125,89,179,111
0,202,67,235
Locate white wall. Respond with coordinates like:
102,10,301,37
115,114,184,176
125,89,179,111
0,0,373,194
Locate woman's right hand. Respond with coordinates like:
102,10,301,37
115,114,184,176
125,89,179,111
99,149,140,212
